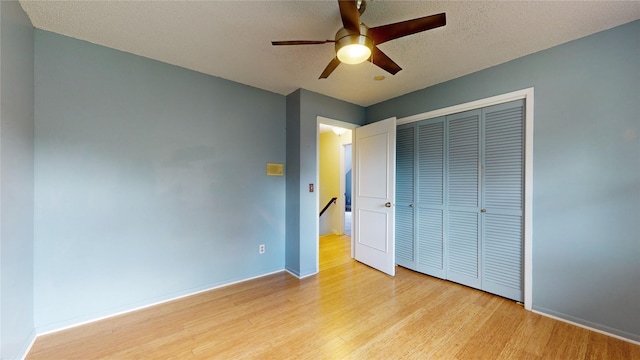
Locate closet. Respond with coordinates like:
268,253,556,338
396,100,525,302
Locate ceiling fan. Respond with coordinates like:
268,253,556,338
272,0,446,79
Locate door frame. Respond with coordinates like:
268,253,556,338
317,117,358,266
396,87,534,310
340,143,352,239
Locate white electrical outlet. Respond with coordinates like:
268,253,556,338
259,244,265,254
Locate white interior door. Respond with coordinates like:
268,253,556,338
353,117,396,276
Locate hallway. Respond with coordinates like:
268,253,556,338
319,234,352,271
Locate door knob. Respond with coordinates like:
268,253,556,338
481,209,487,213
409,204,414,208
385,202,392,208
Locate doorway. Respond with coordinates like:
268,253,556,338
318,118,355,269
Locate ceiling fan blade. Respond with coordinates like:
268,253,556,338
319,57,341,79
369,13,446,45
272,40,333,46
371,47,402,75
338,0,361,34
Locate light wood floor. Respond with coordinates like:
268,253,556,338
28,234,639,359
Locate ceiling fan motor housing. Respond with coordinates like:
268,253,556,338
335,25,374,64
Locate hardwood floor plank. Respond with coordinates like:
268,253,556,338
27,235,640,359
521,313,556,357
455,298,523,359
542,322,591,359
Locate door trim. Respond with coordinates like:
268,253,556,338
396,88,534,311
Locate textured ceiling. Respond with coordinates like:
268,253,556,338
20,0,640,106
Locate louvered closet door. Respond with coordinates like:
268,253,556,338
481,100,524,302
446,110,482,289
394,101,525,302
416,118,446,278
395,124,415,269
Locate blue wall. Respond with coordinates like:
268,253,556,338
285,89,365,277
367,20,640,341
0,1,35,359
2,1,637,350
34,30,286,332
285,91,302,275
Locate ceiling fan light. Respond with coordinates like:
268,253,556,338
335,29,374,65
337,43,371,64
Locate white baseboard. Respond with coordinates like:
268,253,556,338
18,329,37,360
532,309,640,345
36,269,285,337
285,268,300,278
284,268,317,279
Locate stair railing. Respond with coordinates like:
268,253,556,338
319,197,338,217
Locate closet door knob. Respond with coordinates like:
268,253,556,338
409,204,414,208
481,209,487,213
385,202,392,208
